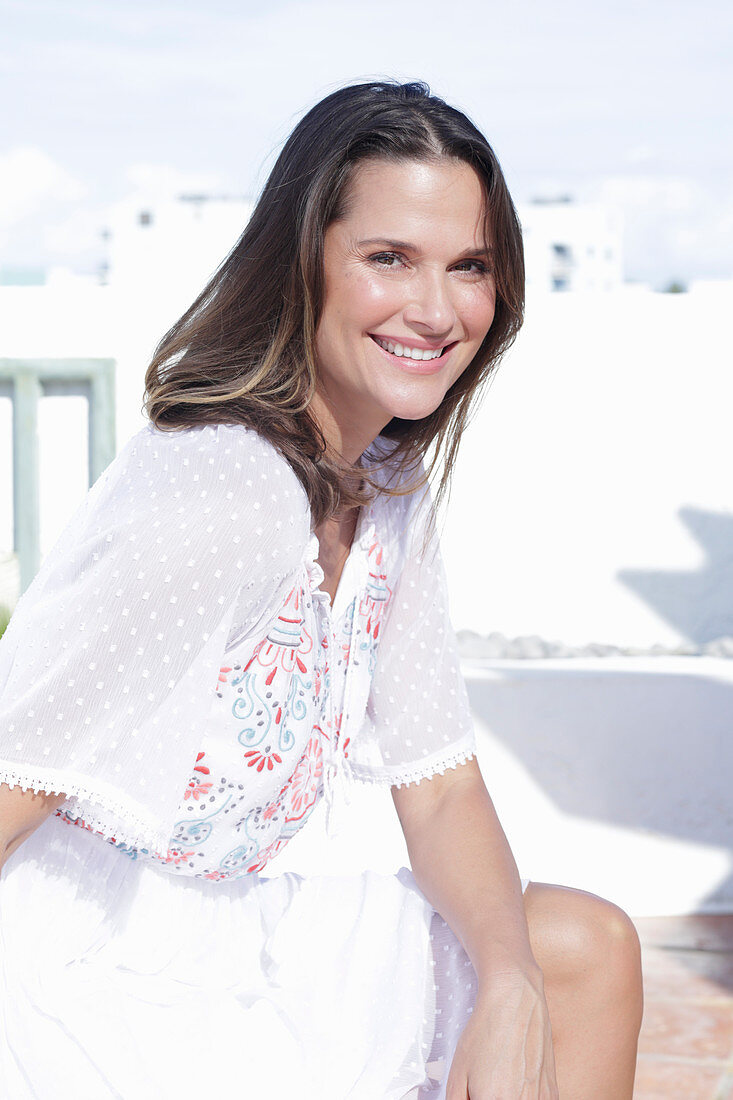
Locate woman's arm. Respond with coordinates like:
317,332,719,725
392,756,536,980
392,758,559,1098
0,783,67,874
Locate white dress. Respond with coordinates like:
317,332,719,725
0,422,529,1099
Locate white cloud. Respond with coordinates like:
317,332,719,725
580,173,733,283
0,154,241,273
122,163,233,201
590,174,704,213
0,147,87,232
622,145,659,167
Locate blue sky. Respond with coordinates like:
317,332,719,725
1,0,731,286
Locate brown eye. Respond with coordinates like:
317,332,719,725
453,259,488,274
371,252,404,267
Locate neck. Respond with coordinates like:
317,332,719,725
309,389,388,466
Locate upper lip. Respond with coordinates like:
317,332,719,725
370,334,456,351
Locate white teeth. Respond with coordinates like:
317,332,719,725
374,337,444,361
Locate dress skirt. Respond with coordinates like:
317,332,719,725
0,814,530,1099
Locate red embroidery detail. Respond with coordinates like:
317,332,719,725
194,751,210,776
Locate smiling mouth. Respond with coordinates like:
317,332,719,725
370,335,455,361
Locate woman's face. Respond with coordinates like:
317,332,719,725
312,156,497,462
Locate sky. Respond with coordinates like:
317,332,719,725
1,0,731,288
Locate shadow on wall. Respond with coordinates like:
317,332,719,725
619,505,733,644
468,663,733,913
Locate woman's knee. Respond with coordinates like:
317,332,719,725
523,881,643,1001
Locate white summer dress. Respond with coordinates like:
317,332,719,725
0,421,529,1099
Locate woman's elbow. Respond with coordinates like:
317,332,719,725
0,782,67,872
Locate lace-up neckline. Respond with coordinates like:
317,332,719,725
307,499,376,623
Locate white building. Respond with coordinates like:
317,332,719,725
105,194,255,304
104,193,625,300
517,197,625,293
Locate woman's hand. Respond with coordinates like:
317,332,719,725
444,964,560,1099
394,765,560,1095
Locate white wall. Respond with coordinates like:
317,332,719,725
438,282,733,649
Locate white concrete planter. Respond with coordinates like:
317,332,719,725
461,656,733,917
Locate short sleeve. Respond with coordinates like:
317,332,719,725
347,470,477,788
0,422,309,853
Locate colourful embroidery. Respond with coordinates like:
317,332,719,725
58,536,389,879
358,539,392,675
232,582,315,758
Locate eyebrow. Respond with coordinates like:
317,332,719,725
357,237,494,258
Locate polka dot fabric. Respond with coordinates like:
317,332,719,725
0,422,310,854
0,419,531,1098
348,467,477,789
0,421,477,860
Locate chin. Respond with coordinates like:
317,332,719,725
388,408,439,423
381,394,450,423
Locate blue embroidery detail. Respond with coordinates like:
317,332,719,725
170,794,232,847
235,671,272,748
219,840,259,870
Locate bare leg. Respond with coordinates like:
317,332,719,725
523,881,644,1099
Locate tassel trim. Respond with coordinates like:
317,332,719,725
346,744,478,791
0,763,169,854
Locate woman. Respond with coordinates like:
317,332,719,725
0,81,643,1098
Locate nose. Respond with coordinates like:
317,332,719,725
402,268,458,341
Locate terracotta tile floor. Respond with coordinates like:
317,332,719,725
633,914,733,1099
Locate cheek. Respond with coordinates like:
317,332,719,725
461,285,497,339
346,271,404,324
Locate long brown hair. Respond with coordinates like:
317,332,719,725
143,79,525,527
